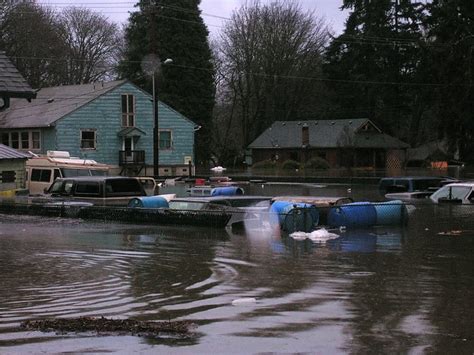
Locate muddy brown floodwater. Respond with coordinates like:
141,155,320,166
0,182,473,354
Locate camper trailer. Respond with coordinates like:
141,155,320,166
25,151,110,195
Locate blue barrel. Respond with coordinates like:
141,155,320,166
211,186,244,196
269,201,319,233
373,200,406,225
128,196,169,208
327,202,377,228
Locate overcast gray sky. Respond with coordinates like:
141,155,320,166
38,0,348,35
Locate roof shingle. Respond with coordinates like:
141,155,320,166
0,51,36,99
248,119,409,149
0,143,31,160
0,80,126,128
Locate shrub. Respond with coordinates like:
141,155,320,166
305,157,330,170
252,159,276,169
281,159,301,170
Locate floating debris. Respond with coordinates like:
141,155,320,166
231,297,257,306
21,317,192,336
437,230,463,236
289,228,339,243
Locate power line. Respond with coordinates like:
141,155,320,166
8,54,469,88
28,1,232,24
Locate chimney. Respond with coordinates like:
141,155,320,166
302,123,309,146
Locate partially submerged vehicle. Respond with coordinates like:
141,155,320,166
168,195,272,228
379,176,460,202
44,176,147,206
187,185,244,197
25,151,110,195
429,182,474,204
378,176,447,195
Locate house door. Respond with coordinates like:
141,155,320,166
123,137,134,162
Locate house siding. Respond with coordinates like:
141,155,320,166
0,159,26,191
42,128,56,152
52,82,194,167
159,108,195,165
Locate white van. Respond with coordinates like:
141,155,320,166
25,151,110,195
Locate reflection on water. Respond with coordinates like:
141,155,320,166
0,185,473,353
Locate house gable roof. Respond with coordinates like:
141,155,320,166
0,79,197,129
0,80,127,128
248,119,409,149
0,51,36,100
0,143,31,160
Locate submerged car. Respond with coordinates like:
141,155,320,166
378,176,447,195
44,176,147,206
168,195,272,228
429,182,474,204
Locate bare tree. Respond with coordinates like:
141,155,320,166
216,0,330,160
0,2,67,88
58,7,122,84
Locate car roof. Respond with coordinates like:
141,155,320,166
380,176,443,181
171,196,271,203
441,182,474,187
55,176,138,182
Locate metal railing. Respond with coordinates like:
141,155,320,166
119,150,145,166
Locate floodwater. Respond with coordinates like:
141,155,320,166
0,182,473,354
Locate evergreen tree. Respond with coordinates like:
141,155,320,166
119,0,215,166
425,0,474,163
323,0,426,142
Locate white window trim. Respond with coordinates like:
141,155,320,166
121,93,135,127
159,129,173,150
80,129,97,150
1,130,41,151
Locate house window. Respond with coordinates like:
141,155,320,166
159,130,172,150
81,130,96,149
21,132,29,149
121,94,135,127
0,131,41,150
1,133,9,145
11,132,19,149
1,170,15,183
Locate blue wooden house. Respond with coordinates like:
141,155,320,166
0,80,197,176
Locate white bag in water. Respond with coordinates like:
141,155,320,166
288,231,308,240
231,297,257,306
289,228,339,243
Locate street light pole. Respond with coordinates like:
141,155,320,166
142,55,172,178
152,71,159,177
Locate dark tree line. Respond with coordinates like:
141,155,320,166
213,0,474,165
324,0,474,163
2,0,473,165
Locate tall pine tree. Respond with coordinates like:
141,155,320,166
323,0,426,142
425,0,474,163
119,0,215,166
